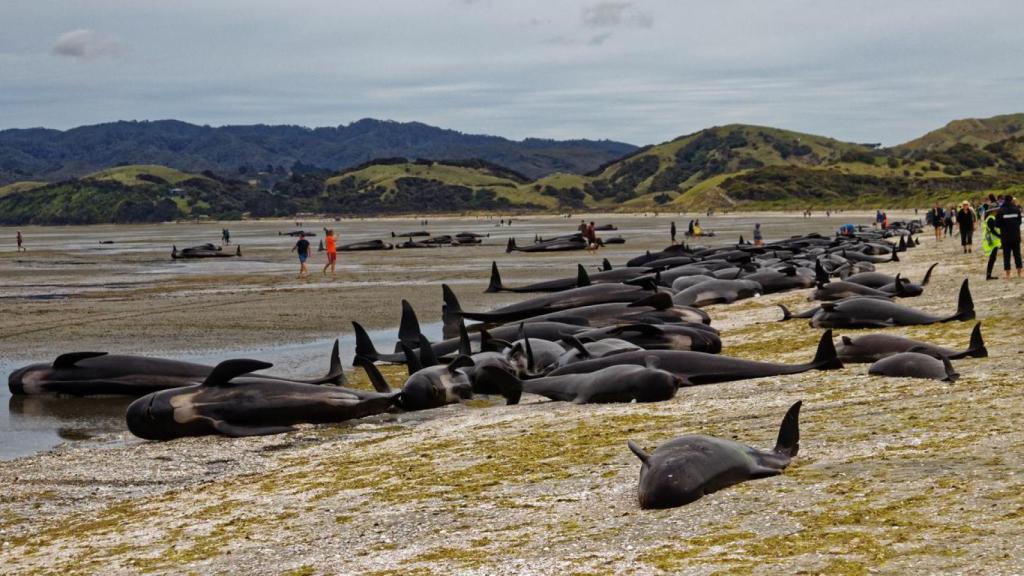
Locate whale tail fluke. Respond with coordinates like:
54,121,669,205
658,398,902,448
399,300,422,349
953,322,988,359
577,264,592,288
353,356,392,393
773,400,802,458
948,278,975,322
967,322,988,358
352,321,380,362
814,259,829,288
486,262,504,293
921,262,938,286
307,339,346,385
811,330,843,370
442,284,463,340
417,334,438,368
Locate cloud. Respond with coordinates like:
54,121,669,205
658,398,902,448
51,29,123,59
582,1,652,29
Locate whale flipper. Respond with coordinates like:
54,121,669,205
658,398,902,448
212,421,296,437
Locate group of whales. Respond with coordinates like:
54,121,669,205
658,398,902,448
10,219,984,508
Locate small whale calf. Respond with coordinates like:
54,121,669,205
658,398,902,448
628,401,802,509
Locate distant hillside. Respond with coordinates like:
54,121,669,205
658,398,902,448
897,113,1024,153
0,119,637,185
4,114,1024,223
0,165,293,225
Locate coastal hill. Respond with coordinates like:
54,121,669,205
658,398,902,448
2,114,1024,224
0,119,637,185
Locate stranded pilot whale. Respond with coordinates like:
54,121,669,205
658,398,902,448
628,400,801,509
125,359,397,440
9,340,345,396
837,322,987,363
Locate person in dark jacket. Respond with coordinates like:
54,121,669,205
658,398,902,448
955,200,976,254
995,195,1022,279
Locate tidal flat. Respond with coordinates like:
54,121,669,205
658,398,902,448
1,212,1022,575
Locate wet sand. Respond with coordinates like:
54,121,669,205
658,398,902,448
2,212,1023,574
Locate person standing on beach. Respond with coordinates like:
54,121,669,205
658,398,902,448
16,231,25,252
928,204,944,241
996,195,1022,279
222,228,230,245
956,201,976,254
323,229,337,276
291,232,311,278
753,223,763,246
670,221,677,244
944,207,955,238
983,205,1001,280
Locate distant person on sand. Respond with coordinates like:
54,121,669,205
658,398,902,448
585,221,599,253
323,229,337,276
928,204,944,241
222,228,230,245
670,221,677,244
996,195,1022,279
983,204,1001,280
292,232,311,278
753,223,763,246
16,231,25,252
578,219,587,235
693,219,703,237
956,200,976,254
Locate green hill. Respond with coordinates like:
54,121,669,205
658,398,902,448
4,115,1024,224
0,165,292,225
897,113,1024,153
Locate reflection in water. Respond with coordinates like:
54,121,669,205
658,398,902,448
9,394,133,422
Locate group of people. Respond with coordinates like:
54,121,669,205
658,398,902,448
926,196,1022,279
577,220,601,253
979,195,1022,280
874,210,890,229
291,228,337,278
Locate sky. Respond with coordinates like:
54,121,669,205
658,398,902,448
1,0,1022,146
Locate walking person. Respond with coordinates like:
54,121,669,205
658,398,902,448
944,207,955,239
983,205,1001,280
291,232,311,278
753,223,763,247
956,200,976,254
928,204,944,241
996,195,1022,279
16,231,25,252
222,228,231,245
670,221,677,244
322,229,337,276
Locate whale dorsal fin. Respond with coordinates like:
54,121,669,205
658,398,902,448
203,359,273,387
53,351,108,369
841,336,854,345
627,440,650,463
576,265,592,287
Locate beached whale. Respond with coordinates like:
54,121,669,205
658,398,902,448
477,362,684,404
868,351,959,381
125,359,396,440
810,279,974,328
628,401,801,509
546,331,841,384
171,244,241,259
9,341,345,397
337,239,394,251
837,323,987,363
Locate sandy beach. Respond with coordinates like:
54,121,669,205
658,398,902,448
1,212,1022,575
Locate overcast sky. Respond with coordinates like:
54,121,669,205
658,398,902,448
1,0,1021,146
